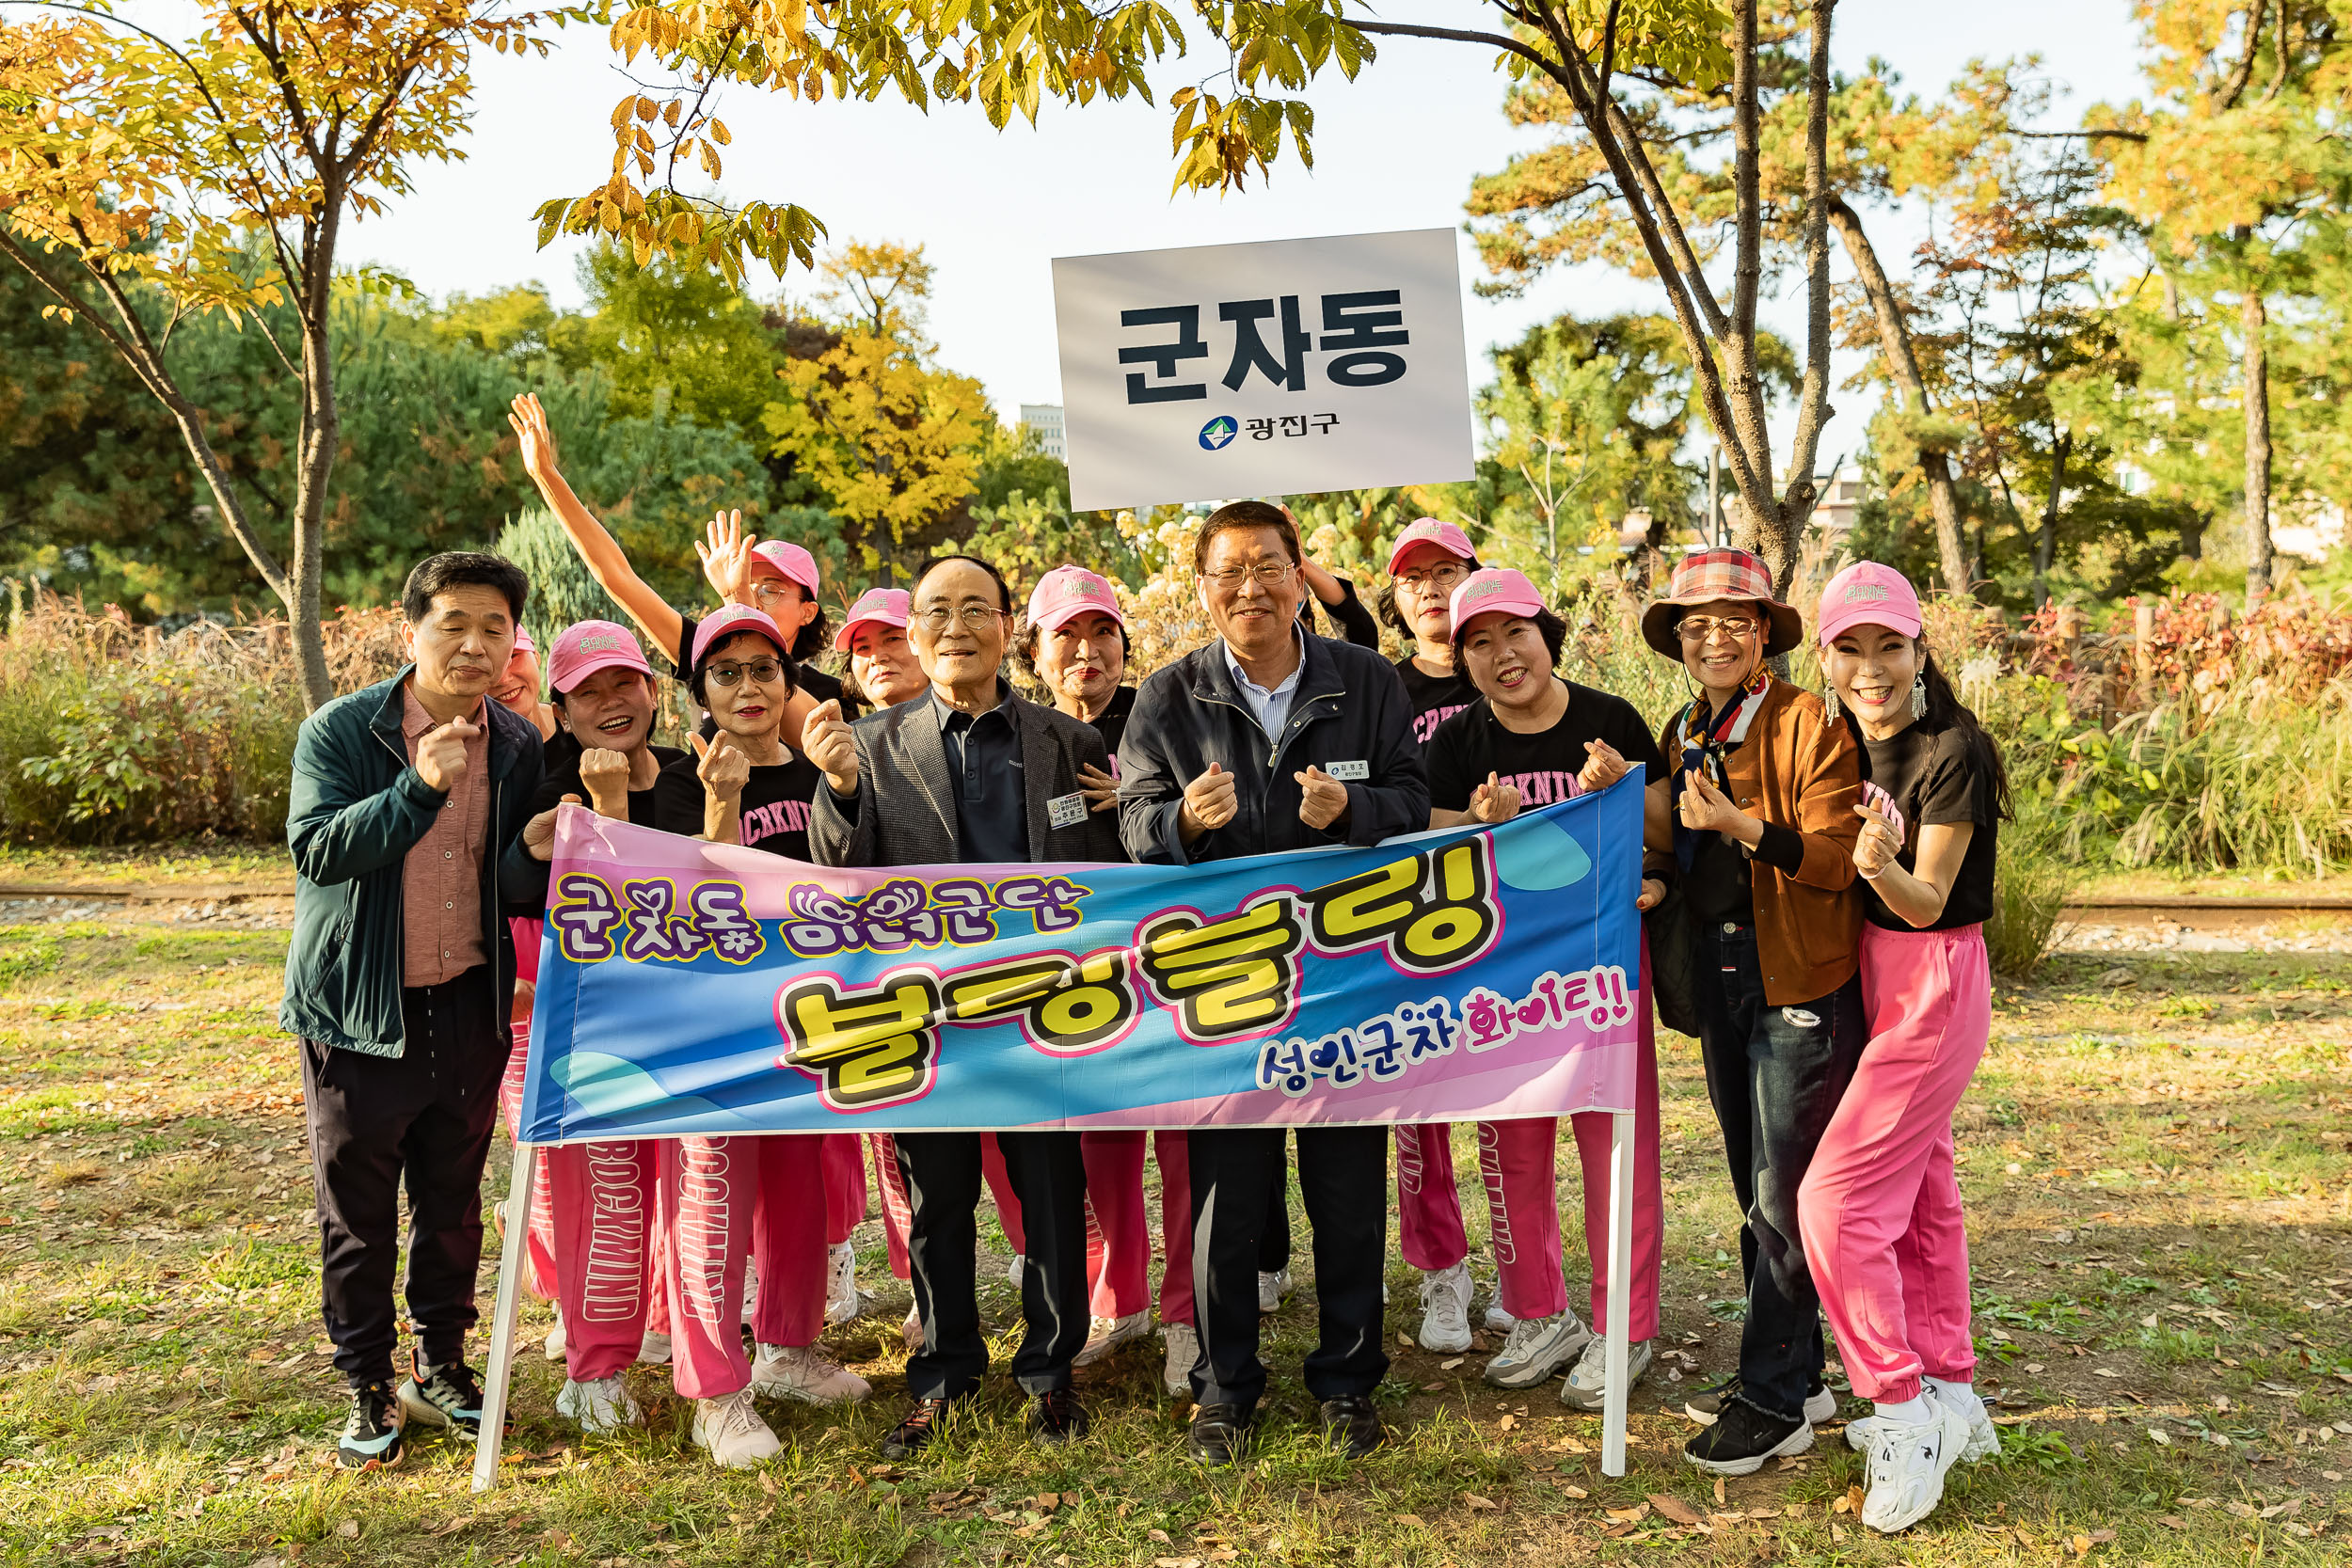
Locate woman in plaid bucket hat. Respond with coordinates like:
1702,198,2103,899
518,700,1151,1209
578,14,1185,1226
1642,548,1869,1476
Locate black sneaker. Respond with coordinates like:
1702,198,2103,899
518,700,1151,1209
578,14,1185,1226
337,1380,406,1470
1319,1394,1386,1460
1683,1399,1815,1475
1684,1373,1836,1426
396,1354,485,1440
1027,1386,1089,1446
881,1396,953,1460
1186,1401,1256,1466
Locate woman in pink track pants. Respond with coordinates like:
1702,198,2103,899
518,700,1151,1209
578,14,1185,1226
1799,562,2008,1533
1420,569,1674,1408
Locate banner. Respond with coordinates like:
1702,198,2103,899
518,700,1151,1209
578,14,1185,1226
1050,229,1477,512
518,780,1644,1144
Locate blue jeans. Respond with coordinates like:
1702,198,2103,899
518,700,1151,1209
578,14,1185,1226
1692,922,1863,1423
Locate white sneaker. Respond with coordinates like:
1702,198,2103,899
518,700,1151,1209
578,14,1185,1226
541,1315,567,1362
902,1304,923,1351
1483,1311,1591,1388
1072,1310,1151,1368
1008,1254,1025,1287
637,1329,672,1366
1416,1260,1473,1353
1848,1390,2000,1463
1484,1303,1517,1335
749,1342,872,1405
1560,1334,1653,1411
1257,1267,1293,1314
825,1242,862,1326
691,1388,781,1468
741,1259,760,1324
556,1374,643,1433
1159,1322,1200,1397
1860,1396,1971,1533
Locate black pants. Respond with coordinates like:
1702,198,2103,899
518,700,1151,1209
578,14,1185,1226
1187,1124,1389,1411
1692,923,1864,1422
896,1130,1088,1400
300,965,506,1387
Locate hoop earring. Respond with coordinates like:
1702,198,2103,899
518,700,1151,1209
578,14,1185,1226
1909,674,1928,721
1821,688,1840,722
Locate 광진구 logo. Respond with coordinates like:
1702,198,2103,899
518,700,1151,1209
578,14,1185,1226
1198,415,1238,451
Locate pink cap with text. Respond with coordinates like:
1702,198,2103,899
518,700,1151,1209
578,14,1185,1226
1816,561,1924,645
546,620,652,693
833,587,913,653
1025,565,1126,636
691,604,791,666
1448,568,1546,630
1385,518,1477,575
748,539,821,595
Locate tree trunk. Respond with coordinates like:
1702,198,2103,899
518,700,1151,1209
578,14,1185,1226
290,211,341,712
2242,283,2274,607
1825,197,1971,597
2033,430,2071,608
2180,506,2208,561
1758,0,1840,597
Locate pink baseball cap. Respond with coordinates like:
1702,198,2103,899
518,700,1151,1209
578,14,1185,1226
1025,565,1126,637
691,603,791,666
547,619,654,693
1817,561,1924,645
511,626,536,657
833,587,913,653
747,539,821,595
1386,518,1477,575
1448,567,1546,630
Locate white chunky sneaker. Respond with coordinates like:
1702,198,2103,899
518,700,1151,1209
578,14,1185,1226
749,1342,872,1405
1560,1334,1653,1412
825,1242,863,1326
691,1388,781,1467
1416,1260,1473,1353
541,1316,568,1362
1159,1322,1200,1397
637,1329,672,1365
1257,1266,1293,1314
1860,1396,1971,1533
1073,1310,1151,1368
1848,1389,2000,1463
557,1374,644,1433
1484,1303,1517,1335
1483,1311,1591,1389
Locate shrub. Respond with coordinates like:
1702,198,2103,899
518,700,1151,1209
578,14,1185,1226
1986,797,2078,978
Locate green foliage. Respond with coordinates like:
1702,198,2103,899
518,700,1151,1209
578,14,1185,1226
1986,796,2080,978
9,669,292,845
492,508,627,637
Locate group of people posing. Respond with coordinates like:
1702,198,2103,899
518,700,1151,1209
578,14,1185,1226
277,393,2008,1534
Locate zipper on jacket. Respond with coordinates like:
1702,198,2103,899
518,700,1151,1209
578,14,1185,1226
372,726,412,1054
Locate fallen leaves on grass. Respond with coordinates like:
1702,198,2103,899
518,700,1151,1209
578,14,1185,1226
1646,1494,1701,1525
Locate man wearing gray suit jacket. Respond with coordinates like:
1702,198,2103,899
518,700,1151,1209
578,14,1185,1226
808,554,1122,1459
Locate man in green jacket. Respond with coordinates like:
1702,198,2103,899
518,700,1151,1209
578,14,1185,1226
281,551,560,1470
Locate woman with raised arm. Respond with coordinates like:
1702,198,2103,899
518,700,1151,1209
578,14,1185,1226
645,607,871,1467
1421,569,1669,1410
1800,563,2008,1533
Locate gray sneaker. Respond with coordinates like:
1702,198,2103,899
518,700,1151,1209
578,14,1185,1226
1483,1311,1590,1388
1560,1333,1652,1411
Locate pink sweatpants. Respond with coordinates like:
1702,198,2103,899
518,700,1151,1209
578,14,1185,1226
821,1134,866,1246
1798,922,1990,1404
871,1132,1025,1282
1077,1130,1196,1326
1395,943,1664,1336
546,1140,660,1382
663,1135,829,1400
497,1022,558,1301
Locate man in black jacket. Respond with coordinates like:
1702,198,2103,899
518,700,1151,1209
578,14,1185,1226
808,554,1122,1459
282,552,557,1471
1116,500,1428,1465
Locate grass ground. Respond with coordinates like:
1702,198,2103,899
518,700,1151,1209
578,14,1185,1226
0,903,2347,1566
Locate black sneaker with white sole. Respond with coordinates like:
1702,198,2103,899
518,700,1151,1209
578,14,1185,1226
1683,1372,1836,1426
336,1380,405,1470
1683,1400,1816,1475
396,1354,486,1440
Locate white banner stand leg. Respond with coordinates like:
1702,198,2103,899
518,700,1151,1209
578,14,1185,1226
1600,1110,1635,1478
471,1141,538,1494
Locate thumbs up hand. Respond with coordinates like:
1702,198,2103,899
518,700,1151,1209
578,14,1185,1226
414,717,480,794
1294,764,1351,832
1178,761,1237,844
801,699,857,797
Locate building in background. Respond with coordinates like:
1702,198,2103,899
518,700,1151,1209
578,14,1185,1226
1018,404,1068,463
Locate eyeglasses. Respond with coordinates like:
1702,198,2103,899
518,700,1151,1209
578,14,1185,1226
746,579,802,604
1395,562,1468,594
1203,562,1295,590
706,657,785,687
1677,615,1760,643
916,604,1006,633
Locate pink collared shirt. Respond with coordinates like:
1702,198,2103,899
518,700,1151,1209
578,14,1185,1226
399,681,490,988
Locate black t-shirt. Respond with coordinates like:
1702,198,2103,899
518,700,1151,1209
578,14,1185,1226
653,746,824,862
531,743,687,827
1396,657,1479,749
1091,685,1138,758
1428,683,1666,814
673,610,860,721
1860,719,1999,931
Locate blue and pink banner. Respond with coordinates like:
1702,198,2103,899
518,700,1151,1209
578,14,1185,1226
517,776,1645,1144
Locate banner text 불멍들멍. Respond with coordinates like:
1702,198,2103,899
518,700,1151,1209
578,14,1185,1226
517,777,1645,1144
1050,229,1477,513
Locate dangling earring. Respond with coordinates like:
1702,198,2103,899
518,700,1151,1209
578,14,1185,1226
1821,687,1840,722
1909,674,1928,721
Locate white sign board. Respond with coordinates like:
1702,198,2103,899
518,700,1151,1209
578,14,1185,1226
1052,229,1476,513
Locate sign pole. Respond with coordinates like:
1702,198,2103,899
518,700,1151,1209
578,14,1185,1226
470,1141,538,1494
1600,1109,1635,1478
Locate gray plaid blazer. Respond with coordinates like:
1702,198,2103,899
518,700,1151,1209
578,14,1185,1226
807,687,1125,868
